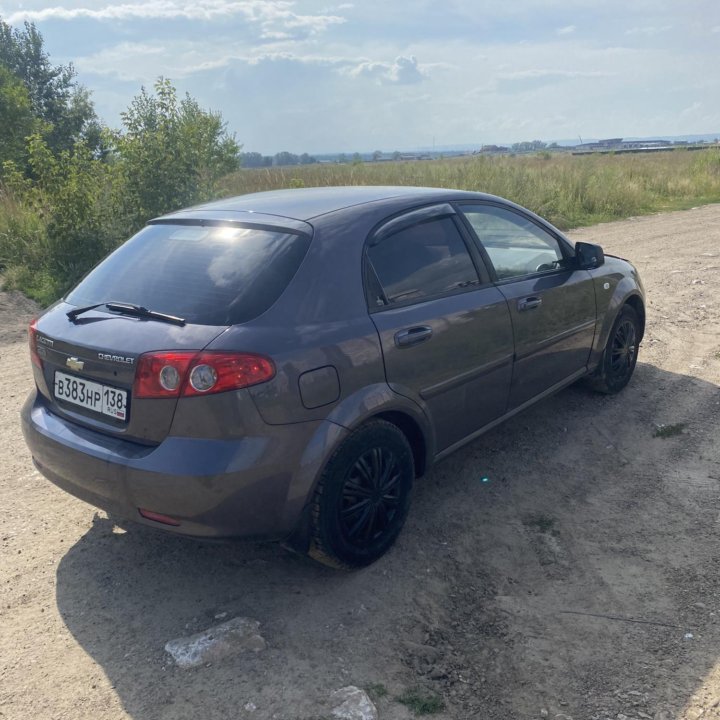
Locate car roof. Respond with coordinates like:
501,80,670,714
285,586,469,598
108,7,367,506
160,186,495,223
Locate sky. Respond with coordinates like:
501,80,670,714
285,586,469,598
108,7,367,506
1,0,719,154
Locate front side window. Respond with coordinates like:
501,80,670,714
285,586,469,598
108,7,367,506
460,205,565,280
367,217,480,306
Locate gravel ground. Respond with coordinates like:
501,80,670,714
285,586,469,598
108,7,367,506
1,204,719,720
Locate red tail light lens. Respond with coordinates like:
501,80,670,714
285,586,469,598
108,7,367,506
29,319,42,368
134,352,195,398
134,351,275,399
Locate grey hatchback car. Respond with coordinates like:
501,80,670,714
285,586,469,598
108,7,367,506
22,186,645,568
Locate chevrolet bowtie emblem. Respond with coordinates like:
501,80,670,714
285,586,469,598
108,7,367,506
66,357,84,372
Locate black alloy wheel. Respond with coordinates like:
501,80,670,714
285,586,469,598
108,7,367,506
587,304,641,394
309,420,414,569
339,447,403,545
609,316,637,384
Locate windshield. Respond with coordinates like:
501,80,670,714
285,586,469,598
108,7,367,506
66,223,311,326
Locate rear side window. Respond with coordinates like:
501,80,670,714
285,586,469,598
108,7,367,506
367,217,479,306
66,224,310,326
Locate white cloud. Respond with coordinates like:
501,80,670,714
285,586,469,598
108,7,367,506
680,101,702,117
625,25,672,36
498,68,611,80
6,1,346,36
346,55,426,84
557,25,576,35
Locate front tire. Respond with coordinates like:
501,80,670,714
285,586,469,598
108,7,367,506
587,304,641,394
308,420,414,570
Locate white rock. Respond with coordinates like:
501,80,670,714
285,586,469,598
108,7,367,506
330,686,378,720
165,617,266,669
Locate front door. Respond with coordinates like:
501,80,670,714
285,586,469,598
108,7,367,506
458,203,597,409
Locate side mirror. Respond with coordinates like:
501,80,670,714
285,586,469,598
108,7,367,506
575,241,605,270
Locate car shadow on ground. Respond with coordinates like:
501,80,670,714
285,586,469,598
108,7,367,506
55,361,720,720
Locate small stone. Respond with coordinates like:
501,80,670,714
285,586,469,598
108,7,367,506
165,617,266,669
540,710,549,718
244,702,257,712
330,686,378,720
402,641,441,663
693,602,706,610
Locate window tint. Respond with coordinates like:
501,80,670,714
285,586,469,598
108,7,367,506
460,205,564,280
367,217,479,306
66,224,310,326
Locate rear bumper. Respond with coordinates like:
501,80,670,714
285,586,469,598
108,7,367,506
21,390,346,539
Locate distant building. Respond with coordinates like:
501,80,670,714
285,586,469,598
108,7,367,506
479,144,510,154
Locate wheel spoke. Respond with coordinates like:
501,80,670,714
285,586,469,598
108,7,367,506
375,501,390,530
342,498,371,517
343,478,373,499
363,504,379,540
347,504,372,539
381,470,401,494
355,455,374,485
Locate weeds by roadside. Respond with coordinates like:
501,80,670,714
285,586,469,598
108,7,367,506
653,423,687,438
396,687,445,715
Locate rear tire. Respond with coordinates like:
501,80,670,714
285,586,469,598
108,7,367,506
587,304,641,394
308,420,414,570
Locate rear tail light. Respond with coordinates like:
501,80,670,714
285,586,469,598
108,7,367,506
133,351,275,399
29,319,42,368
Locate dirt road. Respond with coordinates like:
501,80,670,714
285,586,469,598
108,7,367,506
1,205,719,720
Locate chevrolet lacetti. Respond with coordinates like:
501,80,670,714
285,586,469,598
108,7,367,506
21,186,645,568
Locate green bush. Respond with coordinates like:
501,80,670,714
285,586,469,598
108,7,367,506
0,78,240,305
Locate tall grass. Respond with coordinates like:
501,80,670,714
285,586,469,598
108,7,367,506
219,149,720,229
2,148,720,307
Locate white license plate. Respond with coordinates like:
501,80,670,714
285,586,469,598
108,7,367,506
54,371,128,421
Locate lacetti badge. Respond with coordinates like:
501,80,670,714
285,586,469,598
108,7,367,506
66,357,84,372
98,353,135,365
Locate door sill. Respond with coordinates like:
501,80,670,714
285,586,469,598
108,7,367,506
434,367,588,462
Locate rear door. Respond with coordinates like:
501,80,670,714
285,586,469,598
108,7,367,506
457,203,597,409
366,205,515,452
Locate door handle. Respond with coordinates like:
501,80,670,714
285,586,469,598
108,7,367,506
517,296,542,311
394,325,433,348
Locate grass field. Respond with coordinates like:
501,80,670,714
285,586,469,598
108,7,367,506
2,147,720,305
219,148,720,229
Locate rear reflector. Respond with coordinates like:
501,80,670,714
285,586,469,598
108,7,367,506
134,350,275,399
138,508,181,526
29,318,42,369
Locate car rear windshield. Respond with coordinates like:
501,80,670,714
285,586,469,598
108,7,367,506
65,223,311,326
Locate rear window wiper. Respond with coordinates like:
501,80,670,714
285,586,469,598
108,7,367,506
67,301,186,326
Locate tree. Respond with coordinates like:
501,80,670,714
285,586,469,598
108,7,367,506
299,153,317,165
351,152,363,164
372,150,383,161
273,151,299,166
240,151,267,168
337,153,348,164
115,78,240,226
0,64,39,169
0,18,101,155
392,151,402,161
